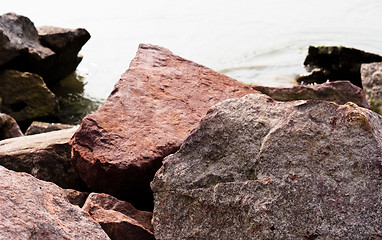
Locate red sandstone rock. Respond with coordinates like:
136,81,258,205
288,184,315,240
0,113,23,140
71,44,258,210
252,80,370,108
82,193,155,240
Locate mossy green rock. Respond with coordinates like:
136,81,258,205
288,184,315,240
0,69,59,124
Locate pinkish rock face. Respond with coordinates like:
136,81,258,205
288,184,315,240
71,44,258,210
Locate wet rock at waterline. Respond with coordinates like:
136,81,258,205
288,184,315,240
0,127,87,190
0,12,90,84
253,80,370,108
0,12,55,70
0,113,23,140
361,62,382,115
37,26,90,82
151,94,382,239
71,44,259,210
0,69,59,126
0,166,110,239
82,193,155,240
297,46,382,88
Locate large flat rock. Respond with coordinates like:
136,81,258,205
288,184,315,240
71,44,258,209
0,165,110,239
151,94,382,239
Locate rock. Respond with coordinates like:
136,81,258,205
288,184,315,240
297,46,382,88
25,121,76,135
64,189,89,207
0,166,110,239
82,193,155,240
361,62,382,115
0,12,55,75
151,94,382,239
0,113,23,140
0,69,59,128
252,80,370,108
37,26,90,82
0,127,86,190
71,44,258,210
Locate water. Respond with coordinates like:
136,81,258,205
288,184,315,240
3,0,382,123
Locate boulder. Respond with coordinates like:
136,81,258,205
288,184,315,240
252,80,370,108
0,12,55,75
151,94,382,239
82,193,155,240
25,121,76,135
0,127,86,190
64,189,89,207
37,26,90,82
0,165,110,239
297,46,382,88
0,113,23,140
361,62,382,115
0,13,90,84
71,44,258,210
0,69,59,127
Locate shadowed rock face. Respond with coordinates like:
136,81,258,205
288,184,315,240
297,46,382,88
82,193,155,240
0,166,110,239
0,113,23,140
71,44,259,210
151,94,382,239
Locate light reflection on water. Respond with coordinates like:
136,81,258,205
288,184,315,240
3,0,382,122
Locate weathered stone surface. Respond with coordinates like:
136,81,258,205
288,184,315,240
64,189,89,207
0,113,23,140
361,62,382,115
71,44,258,210
297,46,382,87
37,26,90,82
0,69,59,126
152,94,382,239
0,12,55,74
25,121,76,135
83,193,155,240
0,165,110,239
252,80,370,108
0,127,86,190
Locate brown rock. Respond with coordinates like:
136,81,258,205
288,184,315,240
0,69,59,126
0,165,110,239
25,121,76,135
0,113,23,140
71,44,258,210
82,193,155,240
37,26,91,82
64,189,89,207
252,80,370,108
0,127,86,190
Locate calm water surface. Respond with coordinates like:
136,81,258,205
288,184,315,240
3,0,382,122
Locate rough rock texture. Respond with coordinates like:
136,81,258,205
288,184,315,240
0,113,23,140
25,121,76,135
64,189,89,207
37,26,90,82
297,46,382,88
71,44,258,210
361,62,382,115
0,12,55,74
0,127,86,190
0,70,59,126
83,193,155,240
252,80,369,108
152,93,382,239
0,165,110,239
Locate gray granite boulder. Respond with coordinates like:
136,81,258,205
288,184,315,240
361,62,382,115
152,94,382,239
